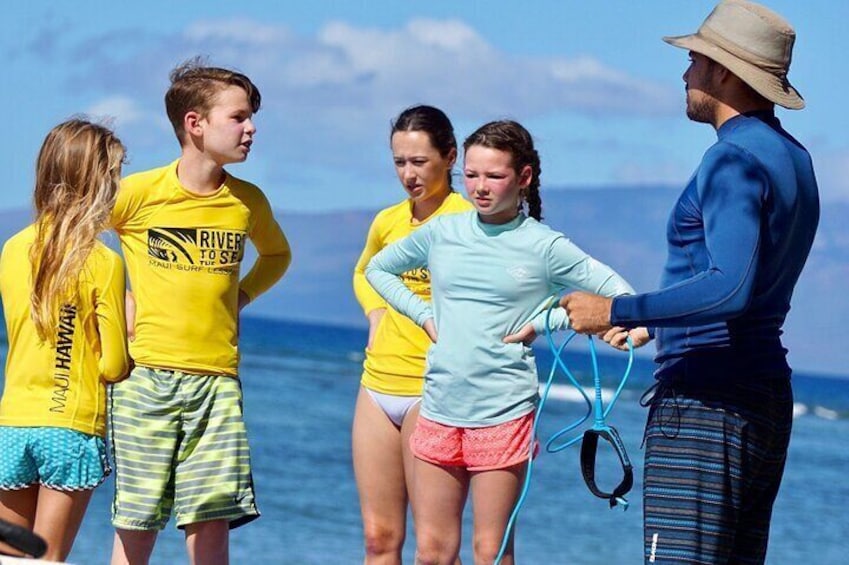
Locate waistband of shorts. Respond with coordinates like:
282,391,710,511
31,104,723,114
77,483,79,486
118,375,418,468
135,365,237,378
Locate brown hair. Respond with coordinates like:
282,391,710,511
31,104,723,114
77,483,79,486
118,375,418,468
463,120,542,220
30,119,126,341
165,56,262,144
391,105,457,187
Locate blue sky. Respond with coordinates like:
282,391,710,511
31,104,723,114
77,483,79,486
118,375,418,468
2,0,845,212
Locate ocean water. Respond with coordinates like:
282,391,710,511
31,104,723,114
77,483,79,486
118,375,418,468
1,316,848,564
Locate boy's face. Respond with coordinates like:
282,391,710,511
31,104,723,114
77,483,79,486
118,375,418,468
196,85,256,165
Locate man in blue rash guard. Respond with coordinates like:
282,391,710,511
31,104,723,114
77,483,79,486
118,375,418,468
561,1,819,564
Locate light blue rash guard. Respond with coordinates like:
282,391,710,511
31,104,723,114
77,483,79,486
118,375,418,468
366,211,634,427
611,112,819,382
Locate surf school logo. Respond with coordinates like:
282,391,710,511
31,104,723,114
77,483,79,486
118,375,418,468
400,267,430,284
148,227,246,274
148,227,196,263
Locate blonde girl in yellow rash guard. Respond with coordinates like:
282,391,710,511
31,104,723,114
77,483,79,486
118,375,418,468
0,119,129,561
352,105,471,563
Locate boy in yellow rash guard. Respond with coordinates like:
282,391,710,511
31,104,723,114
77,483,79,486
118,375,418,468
351,105,471,563
0,119,128,562
108,59,291,564
113,160,287,374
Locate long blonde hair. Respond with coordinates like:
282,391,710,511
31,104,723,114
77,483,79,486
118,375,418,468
29,119,126,341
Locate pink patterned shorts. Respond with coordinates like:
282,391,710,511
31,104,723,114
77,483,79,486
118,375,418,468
409,411,536,471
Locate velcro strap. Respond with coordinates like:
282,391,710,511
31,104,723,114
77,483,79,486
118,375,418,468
579,426,634,508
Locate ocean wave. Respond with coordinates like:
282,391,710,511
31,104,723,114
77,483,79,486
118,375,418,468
542,387,847,422
541,384,618,403
793,403,845,420
812,406,841,420
346,351,365,362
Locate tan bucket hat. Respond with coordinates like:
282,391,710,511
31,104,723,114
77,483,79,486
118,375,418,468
663,0,804,109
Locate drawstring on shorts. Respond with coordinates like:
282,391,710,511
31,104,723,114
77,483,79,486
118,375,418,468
639,379,681,447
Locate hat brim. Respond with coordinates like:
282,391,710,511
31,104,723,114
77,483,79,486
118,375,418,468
664,33,805,110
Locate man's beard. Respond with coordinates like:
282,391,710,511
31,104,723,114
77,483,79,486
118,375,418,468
686,92,717,124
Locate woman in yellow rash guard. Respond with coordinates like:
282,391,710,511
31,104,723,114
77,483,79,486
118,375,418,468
351,105,472,563
0,119,129,561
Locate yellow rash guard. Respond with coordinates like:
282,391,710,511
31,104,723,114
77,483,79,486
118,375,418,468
0,225,129,436
353,192,471,395
112,160,291,376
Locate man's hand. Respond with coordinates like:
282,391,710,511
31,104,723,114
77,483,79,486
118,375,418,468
560,291,614,334
601,326,652,351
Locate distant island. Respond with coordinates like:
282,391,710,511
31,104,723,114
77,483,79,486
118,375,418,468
0,185,844,375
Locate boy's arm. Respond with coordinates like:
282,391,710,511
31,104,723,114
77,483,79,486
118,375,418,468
239,196,292,304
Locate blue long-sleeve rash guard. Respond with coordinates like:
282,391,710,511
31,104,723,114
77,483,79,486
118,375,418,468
611,112,819,381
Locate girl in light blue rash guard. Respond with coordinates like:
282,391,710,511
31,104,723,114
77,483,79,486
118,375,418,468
366,120,638,565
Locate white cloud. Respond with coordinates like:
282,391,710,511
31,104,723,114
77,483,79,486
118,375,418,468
315,18,493,76
84,95,147,126
71,17,677,120
815,149,849,202
184,19,291,45
62,17,681,209
277,18,677,118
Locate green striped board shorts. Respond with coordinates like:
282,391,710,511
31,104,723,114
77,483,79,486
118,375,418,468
109,366,260,530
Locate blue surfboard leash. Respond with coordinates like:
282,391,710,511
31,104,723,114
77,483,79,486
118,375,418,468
494,304,635,564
